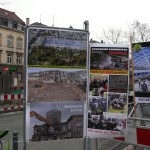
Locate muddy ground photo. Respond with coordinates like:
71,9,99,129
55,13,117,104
28,68,87,102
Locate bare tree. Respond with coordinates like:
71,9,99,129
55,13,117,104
101,28,125,44
96,20,150,44
127,20,150,42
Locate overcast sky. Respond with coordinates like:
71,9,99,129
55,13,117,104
1,0,150,40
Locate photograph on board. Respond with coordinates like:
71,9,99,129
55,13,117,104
89,74,108,97
28,101,84,142
108,93,127,114
90,47,128,71
88,111,126,131
88,96,108,115
109,75,128,93
133,43,150,100
28,68,87,102
28,28,88,69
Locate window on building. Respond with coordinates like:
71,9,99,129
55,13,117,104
8,21,12,28
1,77,4,93
0,18,2,25
0,51,1,63
17,72,22,81
76,131,81,137
4,20,8,26
7,36,13,48
0,34,2,45
17,38,22,49
12,22,17,29
21,26,24,31
0,18,8,26
7,53,12,64
17,55,22,65
17,23,21,31
76,122,82,127
64,132,71,138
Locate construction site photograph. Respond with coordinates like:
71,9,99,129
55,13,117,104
28,101,84,141
28,68,87,102
28,28,88,69
108,93,127,114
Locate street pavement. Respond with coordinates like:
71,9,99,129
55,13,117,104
0,111,24,150
0,111,147,150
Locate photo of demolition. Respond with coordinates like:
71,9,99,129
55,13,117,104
88,112,126,131
90,47,128,71
28,101,84,142
28,28,88,68
28,68,87,102
109,75,128,93
108,93,127,113
90,74,108,97
89,96,107,115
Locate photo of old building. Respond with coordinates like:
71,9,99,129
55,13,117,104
28,101,84,141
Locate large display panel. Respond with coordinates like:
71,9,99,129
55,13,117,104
26,27,88,142
87,43,129,140
126,42,150,147
133,42,150,102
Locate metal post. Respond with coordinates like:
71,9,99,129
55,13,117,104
23,18,29,150
13,131,18,150
83,20,90,150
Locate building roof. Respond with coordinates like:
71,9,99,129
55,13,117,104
30,22,49,27
90,38,99,43
0,8,25,25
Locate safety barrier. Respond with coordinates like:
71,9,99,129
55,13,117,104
128,117,150,128
0,104,23,112
96,138,132,150
0,94,23,101
0,94,23,112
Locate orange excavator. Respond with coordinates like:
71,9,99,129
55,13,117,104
30,111,51,125
30,110,63,141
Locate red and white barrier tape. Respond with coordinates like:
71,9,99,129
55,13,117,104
0,94,23,101
0,105,23,112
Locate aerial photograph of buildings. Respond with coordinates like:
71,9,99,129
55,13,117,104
28,28,88,69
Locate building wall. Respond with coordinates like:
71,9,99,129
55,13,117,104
0,26,24,94
70,116,83,138
0,26,24,65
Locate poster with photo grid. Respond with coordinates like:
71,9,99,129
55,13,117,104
26,26,88,142
88,43,129,140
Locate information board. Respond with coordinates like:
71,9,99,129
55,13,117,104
133,42,150,103
26,26,88,142
87,43,129,140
